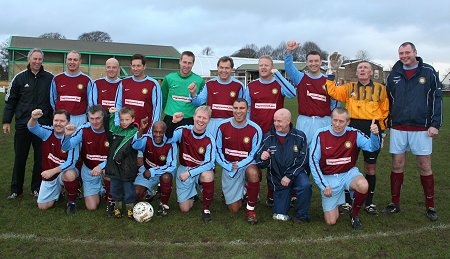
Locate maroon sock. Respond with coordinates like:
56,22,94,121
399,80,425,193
63,179,80,203
267,187,273,199
351,190,368,217
391,172,404,205
159,180,172,205
420,175,435,208
104,178,112,202
246,182,260,208
201,181,214,210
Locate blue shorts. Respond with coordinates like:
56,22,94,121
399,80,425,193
321,167,362,212
296,115,331,146
175,165,201,203
70,114,88,127
37,169,79,204
206,118,225,140
134,165,175,191
389,129,432,155
221,166,247,205
81,164,103,197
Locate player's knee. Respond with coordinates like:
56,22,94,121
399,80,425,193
160,173,172,183
325,218,337,225
62,170,77,182
246,165,260,182
200,170,214,182
37,202,53,210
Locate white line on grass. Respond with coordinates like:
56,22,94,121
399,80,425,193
1,224,448,247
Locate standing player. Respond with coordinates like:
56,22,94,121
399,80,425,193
215,99,262,224
310,107,381,229
189,56,247,138
382,42,443,221
50,50,93,127
132,121,177,216
62,105,109,211
115,54,161,134
27,109,79,215
166,106,215,222
161,51,205,129
3,48,53,199
284,41,337,146
92,58,121,110
326,58,389,215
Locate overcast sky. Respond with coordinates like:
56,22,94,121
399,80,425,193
2,0,449,77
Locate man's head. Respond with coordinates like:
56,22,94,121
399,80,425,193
131,54,146,79
119,107,135,129
88,105,104,131
232,98,249,126
179,51,195,76
217,56,234,82
273,108,291,134
258,55,274,80
398,42,418,68
306,51,322,76
152,121,167,144
53,110,70,135
66,50,81,74
356,61,373,84
331,107,350,135
27,48,44,74
105,58,120,80
193,105,212,134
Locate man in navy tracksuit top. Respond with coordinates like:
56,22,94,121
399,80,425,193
254,108,311,223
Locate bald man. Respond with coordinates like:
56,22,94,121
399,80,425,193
254,108,311,223
92,58,122,110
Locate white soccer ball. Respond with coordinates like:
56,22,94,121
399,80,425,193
133,202,154,222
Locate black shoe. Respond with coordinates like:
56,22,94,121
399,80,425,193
382,203,400,214
292,217,310,224
7,192,22,199
426,207,438,221
66,202,76,216
106,202,115,217
364,204,379,216
290,196,297,208
350,215,362,230
339,203,352,214
266,197,274,207
156,203,169,217
31,190,39,198
202,210,212,222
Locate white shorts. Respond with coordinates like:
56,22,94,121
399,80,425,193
81,164,103,197
321,167,362,212
296,115,331,146
221,166,247,205
175,165,201,203
389,129,432,155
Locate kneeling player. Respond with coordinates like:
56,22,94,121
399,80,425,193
27,109,79,215
216,98,262,224
133,121,177,216
166,106,215,222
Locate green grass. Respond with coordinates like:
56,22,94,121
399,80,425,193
1,94,449,258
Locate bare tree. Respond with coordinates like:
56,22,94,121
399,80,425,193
298,41,328,61
231,44,259,58
271,41,287,60
201,46,214,56
38,32,66,39
78,31,112,42
0,39,9,77
355,49,372,61
257,44,273,57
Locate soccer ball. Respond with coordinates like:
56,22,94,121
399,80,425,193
133,202,154,222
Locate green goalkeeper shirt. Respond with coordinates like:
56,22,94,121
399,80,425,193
161,71,205,118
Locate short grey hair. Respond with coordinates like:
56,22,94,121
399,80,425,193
27,48,44,60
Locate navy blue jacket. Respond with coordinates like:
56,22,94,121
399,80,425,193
386,57,443,129
254,124,308,191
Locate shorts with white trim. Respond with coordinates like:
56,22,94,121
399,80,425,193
389,129,432,155
221,166,247,205
175,165,201,203
296,115,331,146
81,164,103,197
321,167,362,212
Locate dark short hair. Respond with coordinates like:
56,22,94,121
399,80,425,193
332,107,350,120
181,51,196,63
234,98,248,109
119,107,135,118
306,50,321,60
399,42,417,52
131,54,146,66
88,104,104,117
54,109,70,121
217,56,234,68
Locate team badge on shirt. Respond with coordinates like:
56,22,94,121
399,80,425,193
142,88,148,94
230,91,236,97
61,149,67,153
418,77,426,84
104,141,110,147
198,147,205,154
344,141,352,149
160,155,166,161
272,88,278,94
322,84,326,90
243,137,250,144
293,145,298,152
77,84,84,90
